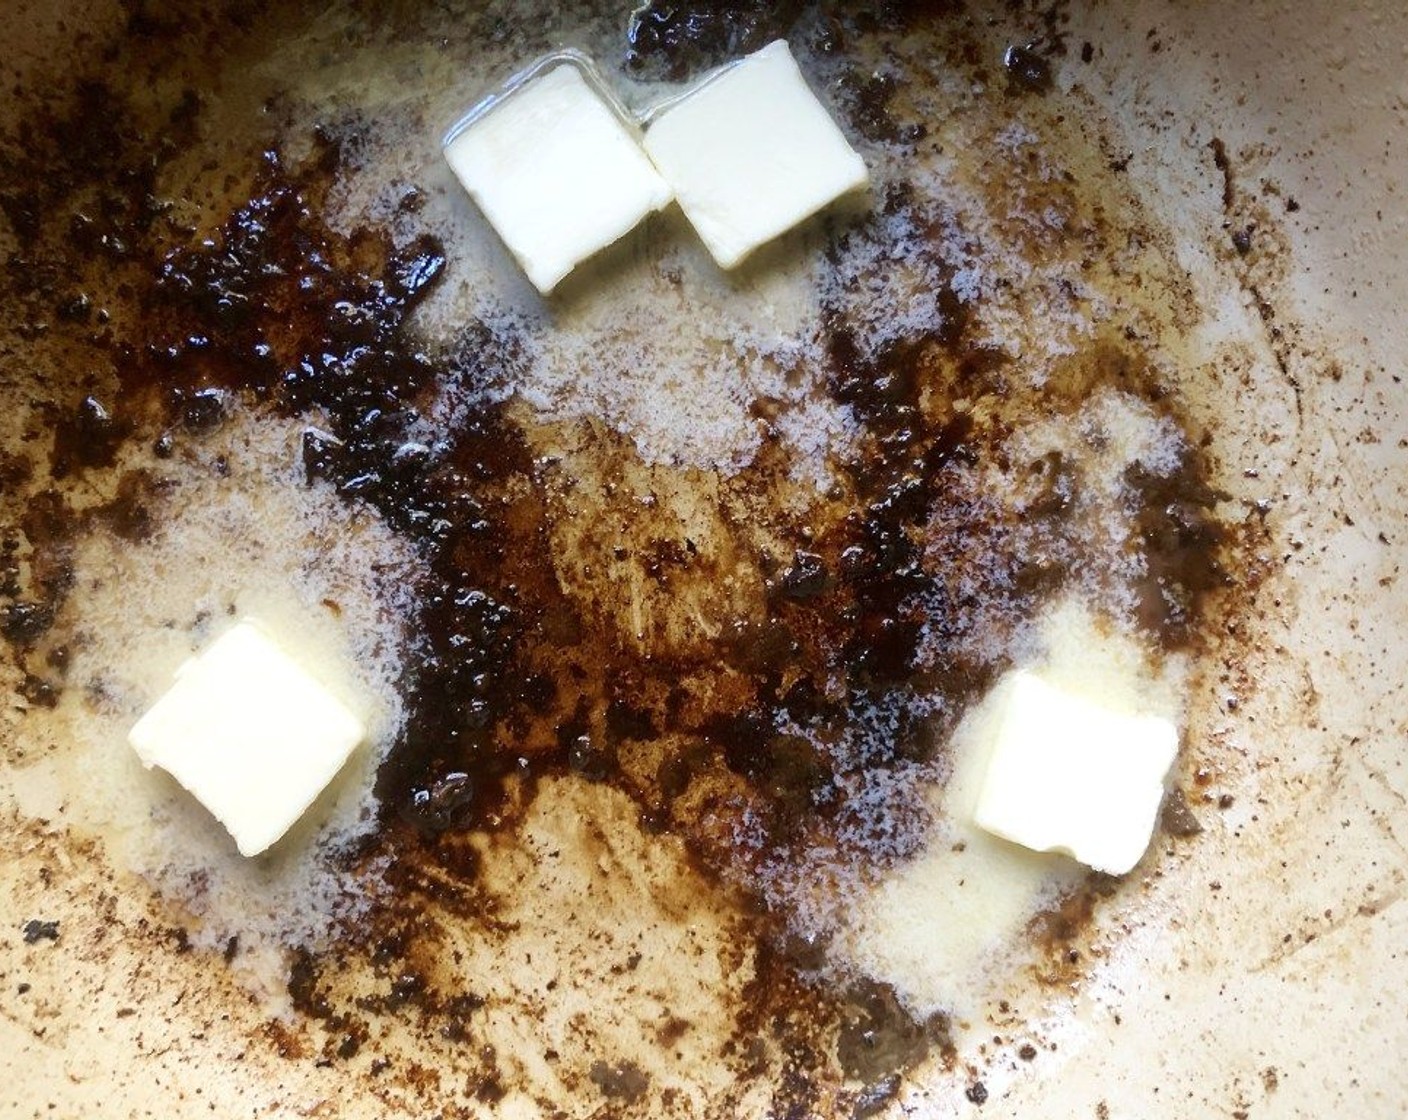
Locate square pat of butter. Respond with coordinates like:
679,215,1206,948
443,63,672,294
128,620,366,857
973,670,1178,875
642,40,869,269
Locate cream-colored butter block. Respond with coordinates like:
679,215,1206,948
642,40,868,269
973,670,1178,875
128,620,365,857
444,63,673,294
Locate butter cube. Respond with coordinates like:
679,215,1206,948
642,40,869,269
129,620,365,857
973,670,1178,875
444,63,673,294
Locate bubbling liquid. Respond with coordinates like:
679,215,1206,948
0,2,1262,1116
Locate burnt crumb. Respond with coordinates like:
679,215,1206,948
176,386,229,432
439,992,486,1044
1080,41,1094,63
1,601,56,648
1232,226,1253,255
1161,787,1204,837
588,1059,650,1102
474,1076,506,1104
393,184,426,214
1018,1043,1038,1061
223,935,240,964
656,1016,691,1047
965,1080,988,1105
385,970,427,1010
265,1020,307,1061
22,919,60,944
19,674,60,708
288,948,332,1020
1218,793,1235,810
17,983,31,995
1210,137,1235,210
1003,45,1054,94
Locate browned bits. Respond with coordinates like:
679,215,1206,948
588,1059,651,1101
624,0,806,81
1004,44,1054,94
0,602,55,648
21,919,60,944
1161,787,1205,838
837,69,929,146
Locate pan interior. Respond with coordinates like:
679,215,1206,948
4,2,1382,1117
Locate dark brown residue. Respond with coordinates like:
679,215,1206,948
838,978,955,1099
624,0,806,81
1160,787,1205,838
837,69,929,147
1210,136,1236,210
589,1059,651,1102
1003,44,1054,94
1026,870,1128,989
21,919,60,944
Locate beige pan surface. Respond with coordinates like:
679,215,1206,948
1,2,1404,1118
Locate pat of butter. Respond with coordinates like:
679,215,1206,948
642,40,869,269
972,670,1178,875
443,63,673,294
128,620,365,857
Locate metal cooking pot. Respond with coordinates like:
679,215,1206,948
2,1,1404,1117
